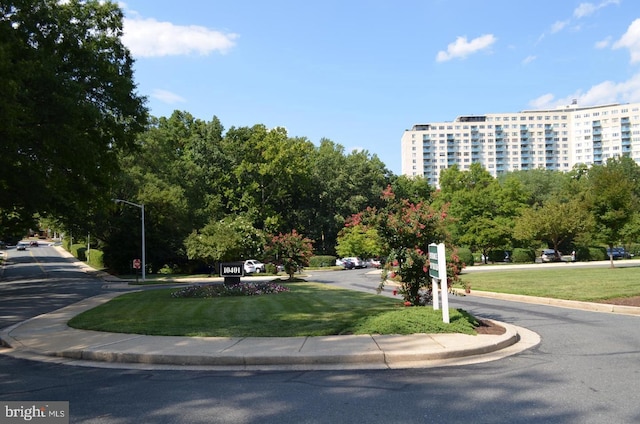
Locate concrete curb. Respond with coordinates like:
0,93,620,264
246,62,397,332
46,323,520,368
464,290,640,316
0,291,524,370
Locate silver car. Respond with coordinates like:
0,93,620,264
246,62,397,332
541,249,561,262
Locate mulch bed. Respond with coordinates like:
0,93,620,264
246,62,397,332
597,296,640,307
475,319,506,335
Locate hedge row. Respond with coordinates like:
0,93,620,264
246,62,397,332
68,243,105,270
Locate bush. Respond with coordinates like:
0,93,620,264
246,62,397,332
86,249,104,270
309,255,336,268
512,248,535,263
487,249,510,263
473,252,483,263
265,263,277,274
71,244,87,261
453,247,473,267
575,246,590,261
588,246,607,261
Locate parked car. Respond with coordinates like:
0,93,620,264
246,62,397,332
343,257,367,268
541,249,561,262
342,258,355,269
606,247,630,259
367,258,382,268
244,259,265,274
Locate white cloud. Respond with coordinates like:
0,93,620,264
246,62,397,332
529,93,556,109
528,73,640,109
522,55,537,65
436,34,497,62
152,89,187,104
613,18,640,63
595,36,611,49
573,0,620,19
573,3,597,18
542,1,619,39
550,20,569,34
122,17,238,58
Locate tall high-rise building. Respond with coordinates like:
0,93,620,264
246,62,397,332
401,102,640,187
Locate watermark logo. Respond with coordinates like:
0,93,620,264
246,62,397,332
1,402,68,423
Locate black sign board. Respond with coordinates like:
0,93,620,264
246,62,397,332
220,261,244,277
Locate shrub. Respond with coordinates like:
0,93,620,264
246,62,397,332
309,255,336,268
588,246,607,261
86,249,104,270
71,244,87,261
265,263,277,274
158,264,179,275
487,249,509,262
575,246,590,261
512,248,535,263
453,247,473,267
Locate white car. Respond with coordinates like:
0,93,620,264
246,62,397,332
244,259,265,274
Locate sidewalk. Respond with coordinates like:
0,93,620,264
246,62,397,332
0,290,538,371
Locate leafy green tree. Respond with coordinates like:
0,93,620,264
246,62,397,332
0,0,147,231
388,174,434,204
499,169,570,207
307,140,392,254
586,157,640,267
514,197,592,257
335,224,382,259
184,216,265,265
436,164,527,262
221,125,316,235
265,230,313,280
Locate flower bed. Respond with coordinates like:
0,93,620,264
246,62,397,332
171,282,290,298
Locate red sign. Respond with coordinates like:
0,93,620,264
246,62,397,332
133,259,141,269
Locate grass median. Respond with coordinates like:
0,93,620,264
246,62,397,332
461,265,640,302
68,282,479,337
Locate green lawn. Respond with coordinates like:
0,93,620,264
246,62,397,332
461,265,640,302
69,282,478,337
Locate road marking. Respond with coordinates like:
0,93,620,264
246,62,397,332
30,251,48,275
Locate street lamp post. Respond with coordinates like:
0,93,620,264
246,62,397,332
113,198,145,281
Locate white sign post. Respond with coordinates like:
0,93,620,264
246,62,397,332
428,243,450,324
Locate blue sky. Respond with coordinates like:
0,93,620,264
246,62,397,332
119,0,640,174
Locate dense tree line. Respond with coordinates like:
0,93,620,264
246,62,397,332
3,1,640,276
105,111,400,273
336,158,640,270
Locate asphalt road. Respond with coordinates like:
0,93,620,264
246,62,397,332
1,247,639,423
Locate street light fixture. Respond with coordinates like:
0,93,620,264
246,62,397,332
113,198,146,281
